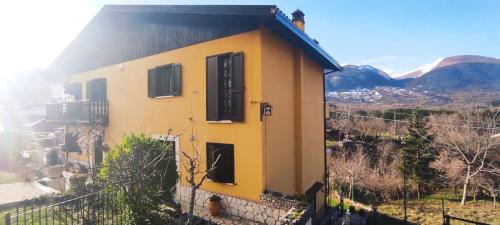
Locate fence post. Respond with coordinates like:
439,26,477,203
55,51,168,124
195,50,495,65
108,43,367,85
443,215,450,225
4,212,11,225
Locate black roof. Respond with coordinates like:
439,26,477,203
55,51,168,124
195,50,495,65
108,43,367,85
102,5,275,15
48,5,341,79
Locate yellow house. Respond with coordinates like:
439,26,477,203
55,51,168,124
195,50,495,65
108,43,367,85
46,5,341,224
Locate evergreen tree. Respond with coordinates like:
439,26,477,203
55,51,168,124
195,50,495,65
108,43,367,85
399,109,436,199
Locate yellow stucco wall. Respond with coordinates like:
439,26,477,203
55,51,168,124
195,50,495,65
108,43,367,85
66,27,326,202
260,28,325,195
300,55,325,192
261,28,297,194
69,30,264,201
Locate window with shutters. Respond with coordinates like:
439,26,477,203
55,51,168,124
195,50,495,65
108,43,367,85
148,64,182,97
86,78,107,101
206,143,234,184
206,52,244,122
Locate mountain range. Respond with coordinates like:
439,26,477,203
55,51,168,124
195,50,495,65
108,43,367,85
326,55,500,92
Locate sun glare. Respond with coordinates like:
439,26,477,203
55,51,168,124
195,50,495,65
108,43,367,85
0,1,95,76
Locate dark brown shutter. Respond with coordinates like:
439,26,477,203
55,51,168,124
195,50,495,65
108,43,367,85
86,80,93,100
231,52,244,122
148,69,156,98
172,64,182,96
74,83,82,101
206,56,220,121
99,79,107,101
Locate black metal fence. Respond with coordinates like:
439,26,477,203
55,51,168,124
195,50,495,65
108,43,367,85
46,100,109,126
3,189,129,225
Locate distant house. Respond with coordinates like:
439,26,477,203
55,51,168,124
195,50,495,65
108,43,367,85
45,5,341,224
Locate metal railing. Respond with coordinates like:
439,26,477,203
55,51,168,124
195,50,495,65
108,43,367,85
443,215,489,225
440,198,489,225
46,100,109,126
3,189,129,225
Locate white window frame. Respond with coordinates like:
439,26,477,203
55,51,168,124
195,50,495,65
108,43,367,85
153,134,180,174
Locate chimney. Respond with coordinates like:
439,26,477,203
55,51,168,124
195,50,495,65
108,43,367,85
292,9,305,31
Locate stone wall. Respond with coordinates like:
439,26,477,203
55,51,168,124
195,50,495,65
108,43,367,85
176,185,297,225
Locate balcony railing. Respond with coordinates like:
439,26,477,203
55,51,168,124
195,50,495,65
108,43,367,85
46,100,109,126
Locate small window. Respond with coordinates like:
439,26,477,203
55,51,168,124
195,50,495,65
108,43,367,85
148,64,182,97
206,52,244,122
206,143,234,184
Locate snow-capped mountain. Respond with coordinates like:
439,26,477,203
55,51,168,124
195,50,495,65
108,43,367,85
397,58,444,79
398,55,500,79
325,65,406,91
326,55,500,93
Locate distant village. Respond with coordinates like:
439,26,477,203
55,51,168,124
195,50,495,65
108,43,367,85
326,86,450,105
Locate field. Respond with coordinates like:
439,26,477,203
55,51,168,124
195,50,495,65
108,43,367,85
376,194,499,225
329,193,499,225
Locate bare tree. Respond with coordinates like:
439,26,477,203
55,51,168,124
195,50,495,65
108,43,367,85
474,173,500,208
330,105,356,141
330,145,368,202
434,110,500,205
356,116,385,141
180,117,220,224
431,150,465,190
364,140,403,202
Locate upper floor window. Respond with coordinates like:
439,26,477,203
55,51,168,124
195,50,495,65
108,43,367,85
87,78,107,101
64,82,82,101
148,64,182,98
206,52,244,122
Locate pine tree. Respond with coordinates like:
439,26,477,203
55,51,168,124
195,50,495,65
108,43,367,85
399,109,436,199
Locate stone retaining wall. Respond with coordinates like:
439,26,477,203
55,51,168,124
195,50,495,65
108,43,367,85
260,193,299,210
176,185,296,225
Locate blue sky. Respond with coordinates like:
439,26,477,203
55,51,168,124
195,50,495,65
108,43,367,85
1,0,499,76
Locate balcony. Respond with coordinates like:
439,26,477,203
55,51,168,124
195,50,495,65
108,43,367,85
46,100,109,126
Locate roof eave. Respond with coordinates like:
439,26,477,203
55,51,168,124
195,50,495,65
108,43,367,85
274,11,342,72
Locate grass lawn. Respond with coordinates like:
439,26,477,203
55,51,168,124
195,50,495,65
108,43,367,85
329,193,499,225
1,206,72,225
0,171,21,185
375,193,499,225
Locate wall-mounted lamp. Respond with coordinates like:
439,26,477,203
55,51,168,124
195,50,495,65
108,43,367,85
260,102,272,121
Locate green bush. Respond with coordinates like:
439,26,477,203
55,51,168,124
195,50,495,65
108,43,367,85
100,133,178,225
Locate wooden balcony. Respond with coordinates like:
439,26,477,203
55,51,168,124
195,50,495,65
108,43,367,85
46,100,109,126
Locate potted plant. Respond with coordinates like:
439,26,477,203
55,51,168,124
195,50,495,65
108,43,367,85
208,194,222,216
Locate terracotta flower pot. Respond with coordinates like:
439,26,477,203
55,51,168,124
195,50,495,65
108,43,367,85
208,195,222,216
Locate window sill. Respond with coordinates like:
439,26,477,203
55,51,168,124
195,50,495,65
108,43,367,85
207,120,233,124
207,179,236,186
154,96,175,99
